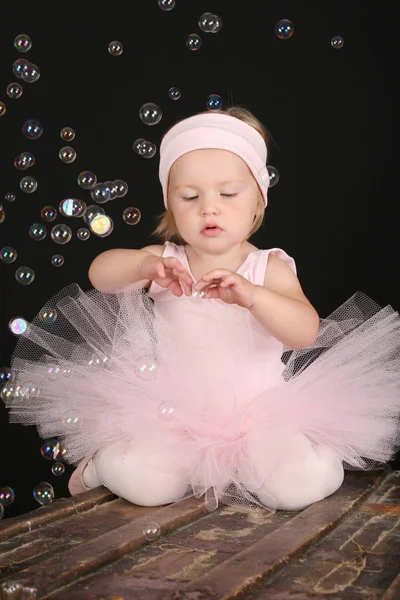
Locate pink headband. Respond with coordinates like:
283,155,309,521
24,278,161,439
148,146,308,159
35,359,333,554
159,113,270,208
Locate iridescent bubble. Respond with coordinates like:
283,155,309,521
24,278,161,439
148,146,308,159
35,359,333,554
62,411,83,432
186,34,202,51
12,58,29,78
143,521,161,541
77,170,97,189
38,307,57,323
168,86,181,100
138,140,157,158
51,462,65,476
274,19,294,40
0,367,14,385
90,214,114,237
133,138,145,154
14,151,35,170
20,176,38,193
90,182,111,204
198,13,222,33
23,382,40,399
0,246,17,264
267,166,280,187
139,103,162,126
77,228,90,241
60,127,75,142
22,119,43,140
88,353,109,369
1,382,16,404
50,224,72,244
29,222,47,241
61,367,72,377
15,266,35,285
157,401,177,421
8,317,28,336
59,198,86,217
113,179,128,198
122,206,141,225
55,443,67,461
108,40,123,56
33,482,55,505
59,146,77,164
21,62,40,84
6,82,23,99
134,355,160,381
0,206,6,223
41,206,57,221
0,486,15,506
82,205,105,226
14,34,32,53
158,0,176,10
40,439,59,460
0,102,6,117
51,254,64,267
206,94,223,111
5,192,16,202
48,366,62,379
331,36,344,49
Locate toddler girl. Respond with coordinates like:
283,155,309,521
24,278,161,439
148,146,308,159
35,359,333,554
8,108,400,512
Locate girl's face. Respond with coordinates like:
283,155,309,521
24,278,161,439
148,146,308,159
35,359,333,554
168,149,259,250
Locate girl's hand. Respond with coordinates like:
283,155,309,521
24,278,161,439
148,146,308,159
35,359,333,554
193,269,256,309
139,255,194,296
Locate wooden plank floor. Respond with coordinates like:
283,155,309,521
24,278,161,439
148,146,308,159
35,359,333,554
0,468,399,599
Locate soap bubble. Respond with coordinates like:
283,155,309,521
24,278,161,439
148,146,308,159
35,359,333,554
186,34,202,51
198,13,222,33
51,254,64,267
0,367,14,385
139,103,162,126
38,307,57,323
5,192,16,202
14,151,35,170
22,119,43,140
15,266,35,285
41,206,57,221
29,223,47,241
112,179,128,198
6,82,23,99
59,198,86,217
90,182,111,204
122,206,141,225
157,401,177,421
77,170,97,189
158,0,176,10
90,214,113,237
62,411,83,432
168,86,181,100
331,36,344,49
9,317,28,336
83,205,105,225
20,176,38,193
51,224,72,244
143,521,161,540
59,146,77,163
51,462,65,476
40,439,60,460
0,247,17,264
134,355,160,381
137,140,157,158
13,58,29,78
206,94,223,111
77,228,90,241
21,62,40,83
133,138,145,154
14,34,32,53
0,486,15,506
33,482,55,505
0,102,7,117
60,127,75,142
108,40,123,56
274,19,294,40
267,166,280,187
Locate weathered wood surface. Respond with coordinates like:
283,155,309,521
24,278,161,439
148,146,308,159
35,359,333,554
1,468,399,599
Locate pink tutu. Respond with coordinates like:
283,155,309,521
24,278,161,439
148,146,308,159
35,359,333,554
6,282,400,510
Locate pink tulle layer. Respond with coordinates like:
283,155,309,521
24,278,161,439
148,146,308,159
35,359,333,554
6,284,400,509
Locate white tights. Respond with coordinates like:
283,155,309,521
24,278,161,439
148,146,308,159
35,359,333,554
83,433,344,511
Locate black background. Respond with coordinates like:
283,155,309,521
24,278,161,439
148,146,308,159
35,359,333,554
0,0,397,518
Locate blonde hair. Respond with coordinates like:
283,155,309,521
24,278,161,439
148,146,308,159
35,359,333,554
150,106,271,245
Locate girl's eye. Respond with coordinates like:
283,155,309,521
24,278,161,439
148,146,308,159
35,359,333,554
182,193,238,201
221,193,237,197
183,196,198,201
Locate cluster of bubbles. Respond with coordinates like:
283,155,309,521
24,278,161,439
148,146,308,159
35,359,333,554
186,12,223,52
13,57,40,83
14,152,35,170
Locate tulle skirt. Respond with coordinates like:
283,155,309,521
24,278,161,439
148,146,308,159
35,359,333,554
5,283,400,510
